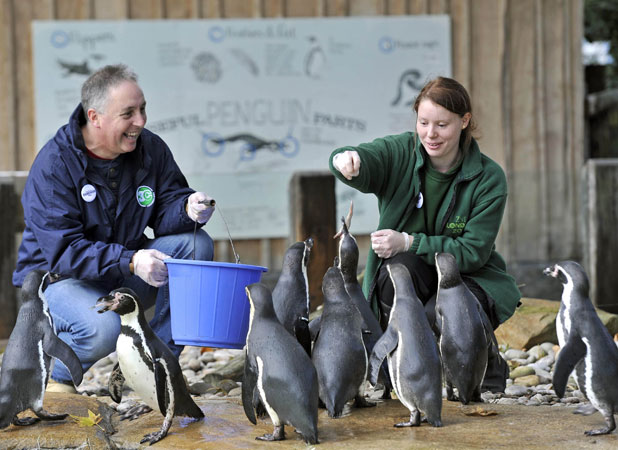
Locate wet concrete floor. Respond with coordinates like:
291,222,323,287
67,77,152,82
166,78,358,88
0,392,616,449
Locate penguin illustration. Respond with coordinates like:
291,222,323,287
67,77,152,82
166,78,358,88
304,35,325,79
391,69,422,106
96,288,203,445
0,270,83,429
435,252,490,404
312,266,375,418
242,283,319,444
272,237,313,356
547,261,618,435
369,264,442,427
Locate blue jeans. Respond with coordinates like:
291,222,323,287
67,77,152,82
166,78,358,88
44,230,214,384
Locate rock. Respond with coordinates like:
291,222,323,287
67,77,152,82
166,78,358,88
510,366,535,379
528,345,547,360
514,375,540,387
496,397,519,405
504,349,529,360
505,385,530,396
540,342,555,355
496,298,560,349
188,358,202,372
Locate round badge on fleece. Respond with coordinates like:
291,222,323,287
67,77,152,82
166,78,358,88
136,186,155,207
81,184,97,203
416,192,424,209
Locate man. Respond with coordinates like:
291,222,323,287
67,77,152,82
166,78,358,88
13,64,214,392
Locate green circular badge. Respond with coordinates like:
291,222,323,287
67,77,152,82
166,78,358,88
136,186,155,207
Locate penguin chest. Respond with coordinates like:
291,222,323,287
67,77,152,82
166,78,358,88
116,334,159,411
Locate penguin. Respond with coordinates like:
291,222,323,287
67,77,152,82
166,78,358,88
312,265,375,418
242,283,318,444
368,263,442,427
435,252,490,404
547,261,618,435
0,270,83,429
543,261,592,414
96,288,204,445
272,237,313,356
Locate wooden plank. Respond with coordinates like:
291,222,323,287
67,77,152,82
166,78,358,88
221,0,260,17
428,0,448,14
164,0,200,18
290,172,337,310
408,0,429,14
263,0,284,17
325,0,348,16
93,0,128,19
128,0,164,18
0,0,17,170
55,0,91,19
386,0,407,15
0,183,19,338
14,0,54,171
199,0,223,18
349,0,384,15
450,0,471,86
285,0,323,17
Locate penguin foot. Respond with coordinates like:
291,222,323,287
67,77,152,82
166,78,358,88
119,404,153,421
12,417,41,426
394,421,420,428
395,410,421,427
34,409,69,421
140,429,168,445
573,403,597,416
584,427,613,436
256,425,285,441
354,395,376,408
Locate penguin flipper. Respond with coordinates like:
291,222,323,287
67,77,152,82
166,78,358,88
108,363,125,403
553,334,587,398
368,328,398,386
294,316,312,357
241,354,258,425
154,358,171,417
43,332,83,386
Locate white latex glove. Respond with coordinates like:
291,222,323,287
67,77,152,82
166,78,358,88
186,192,216,224
371,229,411,259
333,151,361,180
132,249,170,287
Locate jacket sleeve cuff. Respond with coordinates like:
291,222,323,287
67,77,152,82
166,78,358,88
120,250,137,278
410,233,421,253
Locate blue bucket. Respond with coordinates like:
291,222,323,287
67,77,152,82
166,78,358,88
165,259,268,348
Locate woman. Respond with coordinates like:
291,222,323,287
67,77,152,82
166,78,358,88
328,76,520,392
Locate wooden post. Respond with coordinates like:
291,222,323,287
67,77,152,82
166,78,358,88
0,183,19,338
585,159,618,313
289,172,336,311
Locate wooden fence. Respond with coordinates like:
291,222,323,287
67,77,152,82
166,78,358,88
0,0,586,333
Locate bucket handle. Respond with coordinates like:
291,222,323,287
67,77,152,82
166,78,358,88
192,199,240,264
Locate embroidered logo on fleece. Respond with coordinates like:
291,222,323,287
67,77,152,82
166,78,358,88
446,216,467,235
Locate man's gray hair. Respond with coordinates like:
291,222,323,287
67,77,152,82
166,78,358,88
81,64,138,120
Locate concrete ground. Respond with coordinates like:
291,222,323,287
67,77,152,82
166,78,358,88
0,392,616,449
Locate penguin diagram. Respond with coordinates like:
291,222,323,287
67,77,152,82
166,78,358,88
546,261,618,435
304,35,325,78
96,288,204,445
312,265,375,417
368,263,442,427
391,69,422,106
0,270,83,429
435,252,490,404
272,237,313,356
242,283,319,444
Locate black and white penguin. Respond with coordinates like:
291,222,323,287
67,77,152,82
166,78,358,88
547,261,618,435
369,263,443,427
272,237,313,356
96,288,203,445
242,283,318,444
435,252,490,404
0,270,83,429
543,261,591,412
312,266,375,418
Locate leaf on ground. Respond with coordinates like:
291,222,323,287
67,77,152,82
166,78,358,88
460,406,498,417
69,409,104,429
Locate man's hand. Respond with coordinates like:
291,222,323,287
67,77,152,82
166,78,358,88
333,151,361,180
371,229,411,259
132,249,170,287
186,192,215,224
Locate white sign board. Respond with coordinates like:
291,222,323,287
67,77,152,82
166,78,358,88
33,17,451,239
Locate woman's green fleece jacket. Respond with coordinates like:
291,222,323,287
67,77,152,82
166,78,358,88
329,131,521,324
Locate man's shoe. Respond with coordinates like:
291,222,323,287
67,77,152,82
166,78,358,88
46,379,77,394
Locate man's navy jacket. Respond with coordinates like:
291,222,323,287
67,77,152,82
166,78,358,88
13,104,199,287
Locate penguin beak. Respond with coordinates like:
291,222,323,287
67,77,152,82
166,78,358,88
543,265,558,278
96,294,119,313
